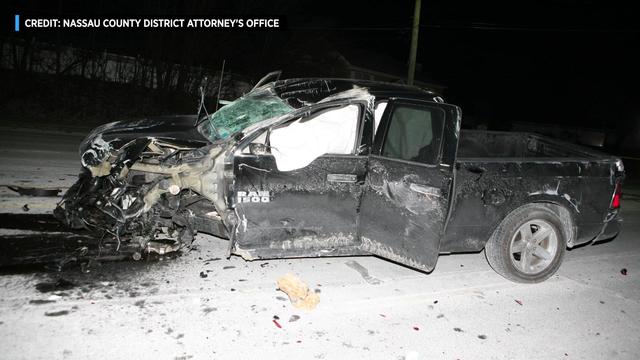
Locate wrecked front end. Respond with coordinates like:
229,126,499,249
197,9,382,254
55,134,230,256
54,78,443,266
55,85,301,259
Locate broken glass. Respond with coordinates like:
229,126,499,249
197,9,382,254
198,86,294,142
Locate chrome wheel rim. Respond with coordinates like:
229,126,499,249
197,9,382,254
509,219,558,274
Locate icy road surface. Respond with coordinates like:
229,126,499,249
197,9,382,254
0,127,639,360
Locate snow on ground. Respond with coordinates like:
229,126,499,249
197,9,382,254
0,127,638,360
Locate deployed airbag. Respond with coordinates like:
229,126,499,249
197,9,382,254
270,104,359,171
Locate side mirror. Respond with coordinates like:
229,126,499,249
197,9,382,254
249,143,269,155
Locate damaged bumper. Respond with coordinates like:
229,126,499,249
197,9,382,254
593,216,622,243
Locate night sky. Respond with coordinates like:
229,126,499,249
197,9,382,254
3,0,640,152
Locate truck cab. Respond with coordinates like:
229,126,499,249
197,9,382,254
228,81,461,273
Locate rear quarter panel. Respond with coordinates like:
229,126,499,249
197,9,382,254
441,159,617,253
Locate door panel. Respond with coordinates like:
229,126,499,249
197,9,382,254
233,154,367,258
359,157,451,271
229,101,372,259
358,100,458,272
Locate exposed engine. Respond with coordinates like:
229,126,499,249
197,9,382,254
55,135,227,257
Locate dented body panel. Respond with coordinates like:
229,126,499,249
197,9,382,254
56,78,624,273
443,158,619,252
442,130,624,255
359,157,451,271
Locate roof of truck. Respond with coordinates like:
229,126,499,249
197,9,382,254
271,78,440,107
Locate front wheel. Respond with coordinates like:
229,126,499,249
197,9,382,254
485,204,566,283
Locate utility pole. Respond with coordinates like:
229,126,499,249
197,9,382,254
407,0,421,85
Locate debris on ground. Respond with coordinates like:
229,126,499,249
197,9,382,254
620,268,628,275
515,299,523,305
35,278,76,293
44,310,70,317
272,319,282,329
276,273,320,310
202,307,217,314
29,299,56,305
345,260,382,285
22,204,29,212
288,315,300,322
199,271,208,278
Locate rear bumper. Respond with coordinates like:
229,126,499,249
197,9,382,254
593,217,622,243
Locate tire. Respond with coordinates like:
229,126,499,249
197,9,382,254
485,203,566,283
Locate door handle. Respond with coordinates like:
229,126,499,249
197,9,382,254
327,174,358,183
409,183,442,197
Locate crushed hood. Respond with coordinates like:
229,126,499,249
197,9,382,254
80,115,210,155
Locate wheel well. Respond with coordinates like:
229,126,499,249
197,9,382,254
489,202,577,249
536,202,576,247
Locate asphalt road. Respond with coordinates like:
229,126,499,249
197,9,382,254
0,127,639,360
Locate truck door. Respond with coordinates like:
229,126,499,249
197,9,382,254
231,103,371,259
359,100,460,272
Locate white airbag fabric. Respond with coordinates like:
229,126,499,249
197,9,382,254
270,105,359,171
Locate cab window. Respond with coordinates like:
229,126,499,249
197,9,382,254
381,104,445,164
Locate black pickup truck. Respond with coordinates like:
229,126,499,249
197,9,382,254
56,78,625,283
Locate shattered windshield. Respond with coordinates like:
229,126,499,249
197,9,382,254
198,86,294,142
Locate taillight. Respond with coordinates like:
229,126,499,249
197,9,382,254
611,181,622,209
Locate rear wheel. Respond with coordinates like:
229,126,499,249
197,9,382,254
485,204,566,283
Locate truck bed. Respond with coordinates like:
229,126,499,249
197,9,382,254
457,130,602,159
442,130,623,254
